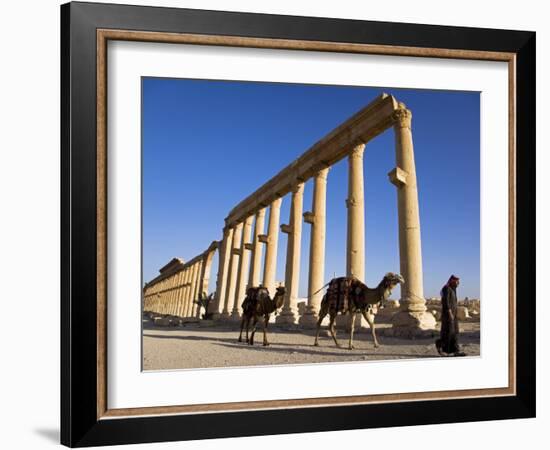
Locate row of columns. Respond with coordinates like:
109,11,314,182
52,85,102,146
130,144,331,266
144,247,216,319
210,105,434,334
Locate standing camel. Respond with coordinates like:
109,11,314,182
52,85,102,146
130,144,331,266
238,286,286,346
314,273,404,350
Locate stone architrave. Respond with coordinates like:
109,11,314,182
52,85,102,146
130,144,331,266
276,182,304,324
389,106,436,336
212,228,233,320
248,208,266,289
300,166,329,327
221,222,243,320
262,198,282,297
346,143,366,282
231,216,253,320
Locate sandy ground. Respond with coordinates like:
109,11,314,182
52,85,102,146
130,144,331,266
142,318,480,370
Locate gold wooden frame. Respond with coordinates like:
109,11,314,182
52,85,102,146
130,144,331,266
96,29,516,420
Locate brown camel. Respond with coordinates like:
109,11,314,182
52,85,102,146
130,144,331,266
238,286,286,346
314,273,404,350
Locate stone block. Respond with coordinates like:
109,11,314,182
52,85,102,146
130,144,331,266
456,306,470,321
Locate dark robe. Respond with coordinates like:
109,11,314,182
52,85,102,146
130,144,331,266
436,285,460,354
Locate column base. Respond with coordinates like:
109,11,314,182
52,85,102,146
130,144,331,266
275,309,298,324
230,310,242,321
391,310,437,338
210,312,223,321
335,313,368,331
218,311,232,321
298,310,319,328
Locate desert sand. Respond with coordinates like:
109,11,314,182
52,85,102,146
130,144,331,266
142,318,480,371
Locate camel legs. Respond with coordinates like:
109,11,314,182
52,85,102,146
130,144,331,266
262,315,270,346
348,312,356,350
314,305,328,346
362,310,379,348
249,316,258,346
328,314,341,348
238,315,247,342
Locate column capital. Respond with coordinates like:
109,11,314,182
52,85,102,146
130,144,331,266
290,181,305,194
392,108,412,129
349,143,365,159
270,197,283,210
255,207,267,219
312,163,331,179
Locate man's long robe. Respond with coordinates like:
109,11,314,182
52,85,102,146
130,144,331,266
437,285,460,354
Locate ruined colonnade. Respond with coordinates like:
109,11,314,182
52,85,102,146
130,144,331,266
143,241,217,319
143,94,435,335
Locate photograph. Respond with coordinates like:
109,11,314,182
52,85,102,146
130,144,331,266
141,79,481,370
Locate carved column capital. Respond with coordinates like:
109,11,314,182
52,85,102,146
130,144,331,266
348,143,365,159
290,181,305,194
312,163,330,180
392,108,412,129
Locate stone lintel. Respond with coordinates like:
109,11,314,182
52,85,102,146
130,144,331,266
280,224,291,234
303,211,315,224
225,94,399,228
388,167,408,187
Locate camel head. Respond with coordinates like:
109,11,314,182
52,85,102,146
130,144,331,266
382,272,405,294
273,286,286,309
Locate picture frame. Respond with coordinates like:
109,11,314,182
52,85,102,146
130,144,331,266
61,1,535,447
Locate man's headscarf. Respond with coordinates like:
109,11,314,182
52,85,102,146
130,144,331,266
441,275,459,296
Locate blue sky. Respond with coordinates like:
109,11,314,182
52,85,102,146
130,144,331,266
142,78,480,299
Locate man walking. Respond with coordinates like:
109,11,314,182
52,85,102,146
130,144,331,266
436,275,466,357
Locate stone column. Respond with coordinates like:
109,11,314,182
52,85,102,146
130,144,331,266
300,166,329,327
168,274,177,316
182,268,192,317
388,106,435,336
212,228,233,320
261,198,282,297
221,222,243,319
188,264,200,317
199,248,216,318
231,216,253,319
276,182,304,324
248,208,266,288
346,143,366,282
191,261,203,318
174,271,184,317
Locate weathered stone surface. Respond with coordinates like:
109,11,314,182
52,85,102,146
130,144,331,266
153,317,173,327
457,306,470,321
391,310,437,337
